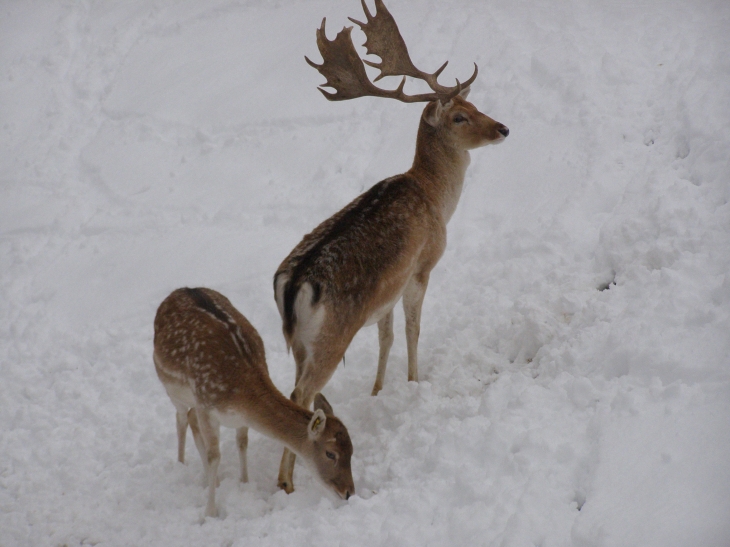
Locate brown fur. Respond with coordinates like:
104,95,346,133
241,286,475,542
273,93,508,492
153,287,354,516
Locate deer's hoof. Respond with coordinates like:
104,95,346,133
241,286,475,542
278,480,295,494
205,504,218,519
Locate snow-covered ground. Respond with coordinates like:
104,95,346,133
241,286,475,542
1,0,729,545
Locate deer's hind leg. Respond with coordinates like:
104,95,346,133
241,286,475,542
174,403,189,464
195,408,221,518
187,408,208,477
277,333,349,493
372,309,394,396
236,426,249,483
277,341,307,494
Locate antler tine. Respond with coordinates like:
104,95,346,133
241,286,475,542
441,79,463,104
461,63,479,90
433,61,449,80
358,0,375,23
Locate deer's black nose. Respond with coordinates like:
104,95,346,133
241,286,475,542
345,490,352,500
498,125,509,137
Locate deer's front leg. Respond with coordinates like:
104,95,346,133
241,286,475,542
372,309,394,396
403,274,429,382
277,448,296,493
187,408,208,481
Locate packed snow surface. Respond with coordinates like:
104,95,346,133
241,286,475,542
1,1,729,546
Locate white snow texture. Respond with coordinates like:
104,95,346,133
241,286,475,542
1,1,729,546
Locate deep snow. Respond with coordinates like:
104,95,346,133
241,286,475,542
1,1,729,546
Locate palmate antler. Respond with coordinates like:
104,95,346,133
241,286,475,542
305,0,478,104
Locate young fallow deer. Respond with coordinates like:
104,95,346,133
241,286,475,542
273,0,508,493
153,287,354,517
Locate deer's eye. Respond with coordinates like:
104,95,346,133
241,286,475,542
453,114,467,124
326,451,337,461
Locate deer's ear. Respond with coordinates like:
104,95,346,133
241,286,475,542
308,409,327,440
423,100,449,127
313,393,334,416
459,86,471,99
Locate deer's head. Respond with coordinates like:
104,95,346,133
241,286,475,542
306,0,508,151
306,394,354,500
422,90,509,151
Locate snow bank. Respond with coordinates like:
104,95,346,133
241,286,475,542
1,0,729,545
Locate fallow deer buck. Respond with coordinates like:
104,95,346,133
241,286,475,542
153,287,354,517
273,0,508,493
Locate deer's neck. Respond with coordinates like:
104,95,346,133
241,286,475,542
234,387,313,456
409,125,471,224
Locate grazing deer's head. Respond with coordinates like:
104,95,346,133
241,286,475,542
306,394,354,500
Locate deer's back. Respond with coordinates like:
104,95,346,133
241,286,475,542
276,174,441,326
153,287,268,409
